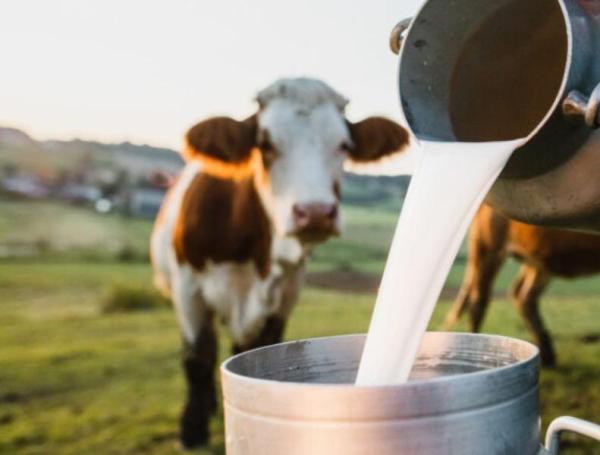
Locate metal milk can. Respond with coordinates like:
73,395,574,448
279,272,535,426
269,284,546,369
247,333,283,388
391,0,600,233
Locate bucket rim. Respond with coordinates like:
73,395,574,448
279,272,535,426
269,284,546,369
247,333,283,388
220,332,540,421
221,331,539,390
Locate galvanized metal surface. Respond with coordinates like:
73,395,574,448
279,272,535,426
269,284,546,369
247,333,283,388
221,332,541,455
396,0,600,233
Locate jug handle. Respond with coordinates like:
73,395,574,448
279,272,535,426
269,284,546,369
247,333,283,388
562,82,600,128
545,416,600,454
389,18,412,55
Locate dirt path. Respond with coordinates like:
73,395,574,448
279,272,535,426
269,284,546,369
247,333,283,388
306,269,461,298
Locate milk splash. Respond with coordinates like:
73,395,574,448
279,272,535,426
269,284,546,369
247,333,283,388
355,138,523,385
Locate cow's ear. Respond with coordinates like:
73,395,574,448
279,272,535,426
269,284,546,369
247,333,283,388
346,117,410,162
183,115,258,163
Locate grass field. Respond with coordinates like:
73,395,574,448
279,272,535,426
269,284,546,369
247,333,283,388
1,199,600,454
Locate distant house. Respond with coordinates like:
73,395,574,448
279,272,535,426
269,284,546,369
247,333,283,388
57,183,102,204
127,187,166,219
1,174,50,199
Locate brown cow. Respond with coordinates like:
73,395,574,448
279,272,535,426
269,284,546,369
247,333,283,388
443,204,600,366
151,77,411,448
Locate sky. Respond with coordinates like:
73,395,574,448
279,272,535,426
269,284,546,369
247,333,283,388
0,0,421,150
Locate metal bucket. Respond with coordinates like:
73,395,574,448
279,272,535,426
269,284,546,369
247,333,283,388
391,0,600,232
221,333,600,454
222,332,542,454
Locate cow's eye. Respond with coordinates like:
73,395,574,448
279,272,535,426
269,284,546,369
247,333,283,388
260,137,274,153
262,147,278,163
339,141,354,154
258,131,279,163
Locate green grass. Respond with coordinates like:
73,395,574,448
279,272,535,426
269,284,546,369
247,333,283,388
310,205,399,275
4,196,600,299
1,260,599,454
101,284,170,314
1,199,600,453
0,198,151,261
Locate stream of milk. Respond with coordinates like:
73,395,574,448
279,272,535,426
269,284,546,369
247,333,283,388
355,138,524,385
354,0,565,385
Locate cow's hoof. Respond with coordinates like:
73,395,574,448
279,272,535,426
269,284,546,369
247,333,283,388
538,338,557,368
539,349,557,368
179,429,209,450
180,408,210,450
541,356,557,368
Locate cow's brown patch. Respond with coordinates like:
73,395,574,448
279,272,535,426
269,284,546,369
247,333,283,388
467,204,600,278
184,115,257,163
173,173,272,278
347,116,410,162
508,220,600,277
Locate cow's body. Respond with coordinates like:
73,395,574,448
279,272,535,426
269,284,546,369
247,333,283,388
152,161,305,349
151,77,410,447
444,204,600,365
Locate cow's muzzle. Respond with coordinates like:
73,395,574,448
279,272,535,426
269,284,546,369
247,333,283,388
290,202,339,243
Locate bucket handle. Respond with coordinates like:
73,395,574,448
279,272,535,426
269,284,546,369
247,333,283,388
389,18,412,55
545,416,600,454
562,83,600,128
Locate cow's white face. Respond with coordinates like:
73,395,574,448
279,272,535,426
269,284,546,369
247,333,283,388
255,93,350,242
183,77,411,247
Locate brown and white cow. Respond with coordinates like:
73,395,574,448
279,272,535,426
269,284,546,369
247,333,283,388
151,77,411,448
443,203,600,366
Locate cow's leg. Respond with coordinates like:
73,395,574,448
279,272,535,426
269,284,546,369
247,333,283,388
180,317,217,448
467,253,504,333
443,274,473,330
509,266,527,303
232,315,286,354
171,266,217,449
511,266,555,366
443,206,507,331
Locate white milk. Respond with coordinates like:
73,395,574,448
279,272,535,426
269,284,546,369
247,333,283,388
355,0,566,385
355,138,524,385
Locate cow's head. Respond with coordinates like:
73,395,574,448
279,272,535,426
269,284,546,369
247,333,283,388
184,78,410,245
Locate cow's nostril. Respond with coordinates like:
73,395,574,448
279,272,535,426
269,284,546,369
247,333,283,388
292,204,311,229
328,204,338,220
293,204,308,219
292,203,339,232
